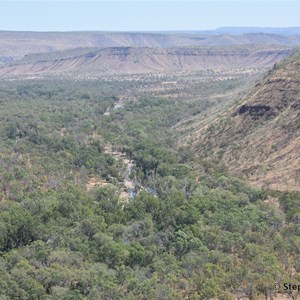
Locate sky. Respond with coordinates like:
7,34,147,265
0,1,300,32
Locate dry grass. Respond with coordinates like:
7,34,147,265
86,177,109,192
183,53,300,192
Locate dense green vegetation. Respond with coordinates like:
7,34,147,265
0,79,299,299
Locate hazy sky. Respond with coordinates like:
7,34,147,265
0,1,300,31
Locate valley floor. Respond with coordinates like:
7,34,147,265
0,56,299,299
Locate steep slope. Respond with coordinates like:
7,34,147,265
0,47,293,79
185,52,300,191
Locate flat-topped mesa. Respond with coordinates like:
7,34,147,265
0,46,293,79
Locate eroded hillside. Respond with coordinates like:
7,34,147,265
0,46,293,79
181,52,300,191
